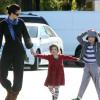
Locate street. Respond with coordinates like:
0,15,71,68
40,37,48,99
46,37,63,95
0,67,98,100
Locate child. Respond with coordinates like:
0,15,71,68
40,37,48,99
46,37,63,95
33,44,78,100
72,29,100,100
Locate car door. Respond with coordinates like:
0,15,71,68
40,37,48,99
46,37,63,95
39,26,50,54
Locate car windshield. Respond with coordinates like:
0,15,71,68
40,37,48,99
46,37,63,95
27,26,38,38
20,17,48,25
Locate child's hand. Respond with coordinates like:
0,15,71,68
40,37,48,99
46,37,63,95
97,32,100,35
76,58,80,61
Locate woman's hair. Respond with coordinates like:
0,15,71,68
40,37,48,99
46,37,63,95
86,36,98,42
49,44,59,52
6,4,21,15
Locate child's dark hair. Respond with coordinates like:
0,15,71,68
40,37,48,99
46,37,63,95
49,44,59,52
86,37,98,42
6,4,21,15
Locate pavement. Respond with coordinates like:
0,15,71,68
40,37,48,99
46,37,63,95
0,67,99,100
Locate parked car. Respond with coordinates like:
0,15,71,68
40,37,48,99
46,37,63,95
0,13,49,25
0,23,64,70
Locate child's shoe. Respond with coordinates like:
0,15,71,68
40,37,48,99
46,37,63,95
52,95,54,100
72,98,80,100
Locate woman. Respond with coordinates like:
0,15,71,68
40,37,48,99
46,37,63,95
0,4,34,100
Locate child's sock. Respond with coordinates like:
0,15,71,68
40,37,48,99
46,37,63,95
48,86,55,95
54,87,59,100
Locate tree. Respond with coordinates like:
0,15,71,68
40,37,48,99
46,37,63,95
76,0,86,10
66,0,73,10
71,0,77,10
0,0,16,13
34,0,40,11
21,0,33,11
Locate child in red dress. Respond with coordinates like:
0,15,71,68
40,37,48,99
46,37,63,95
33,44,78,100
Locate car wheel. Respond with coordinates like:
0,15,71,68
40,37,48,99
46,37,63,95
60,48,62,54
75,44,84,67
31,49,41,70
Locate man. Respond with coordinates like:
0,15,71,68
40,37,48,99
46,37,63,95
0,4,34,100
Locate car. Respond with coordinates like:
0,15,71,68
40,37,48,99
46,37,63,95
0,13,49,25
0,23,64,70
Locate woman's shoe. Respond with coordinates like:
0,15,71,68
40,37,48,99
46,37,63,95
11,91,19,100
5,90,12,100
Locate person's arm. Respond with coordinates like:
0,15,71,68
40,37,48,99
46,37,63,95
77,32,87,45
20,19,33,49
34,54,49,60
97,32,100,45
61,55,79,62
0,23,3,49
98,32,100,37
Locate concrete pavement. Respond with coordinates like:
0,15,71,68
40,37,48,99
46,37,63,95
0,67,98,100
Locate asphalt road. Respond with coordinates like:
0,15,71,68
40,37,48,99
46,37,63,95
0,67,98,100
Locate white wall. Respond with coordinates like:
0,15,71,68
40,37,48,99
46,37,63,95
26,11,100,55
94,0,100,11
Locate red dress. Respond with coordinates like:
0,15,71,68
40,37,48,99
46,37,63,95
35,54,77,87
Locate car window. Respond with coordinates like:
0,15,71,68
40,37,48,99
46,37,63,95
44,26,56,37
27,26,38,38
39,26,49,38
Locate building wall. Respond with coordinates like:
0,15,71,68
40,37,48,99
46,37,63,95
94,0,100,11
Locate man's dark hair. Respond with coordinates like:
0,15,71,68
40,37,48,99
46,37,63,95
6,4,21,15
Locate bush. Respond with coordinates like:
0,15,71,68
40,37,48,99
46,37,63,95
0,0,16,13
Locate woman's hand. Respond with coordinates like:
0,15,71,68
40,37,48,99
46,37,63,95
30,48,35,55
30,48,37,56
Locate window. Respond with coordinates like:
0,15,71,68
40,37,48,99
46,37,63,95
44,26,56,37
39,26,49,38
27,26,38,38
